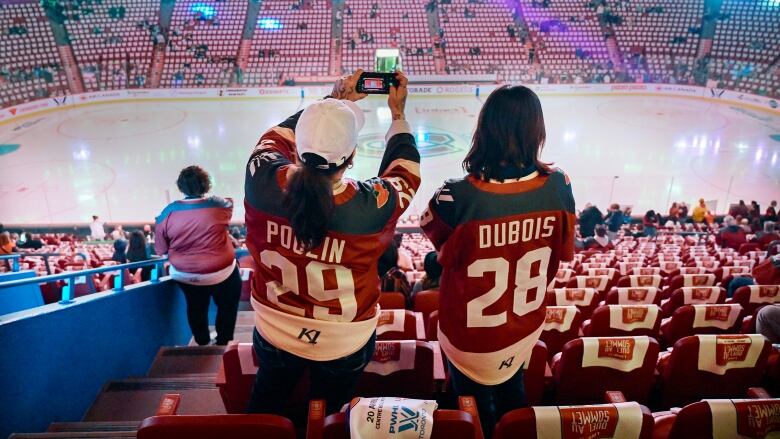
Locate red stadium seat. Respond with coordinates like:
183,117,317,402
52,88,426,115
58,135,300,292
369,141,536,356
660,304,745,347
712,265,750,284
658,334,771,407
664,274,716,298
566,275,613,297
494,402,654,439
355,340,438,399
582,305,661,338
738,242,761,255
137,414,295,439
661,286,726,317
523,341,548,406
728,284,780,316
412,289,439,326
426,310,439,342
314,405,478,439
616,274,663,289
376,309,425,340
552,336,659,404
547,288,600,319
664,399,780,439
378,291,406,310
604,287,662,306
539,306,582,360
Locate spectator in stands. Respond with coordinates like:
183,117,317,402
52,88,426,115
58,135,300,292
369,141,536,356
17,233,43,250
679,201,689,222
753,222,779,249
394,234,413,271
421,85,575,437
643,209,659,237
757,305,780,344
245,70,418,416
668,202,680,223
766,200,778,222
0,232,17,255
142,224,154,243
605,203,623,240
112,238,127,264
750,200,762,231
692,198,708,223
127,230,152,282
155,165,241,346
729,199,750,219
89,215,106,240
412,251,442,295
111,225,125,240
716,215,747,250
578,203,604,237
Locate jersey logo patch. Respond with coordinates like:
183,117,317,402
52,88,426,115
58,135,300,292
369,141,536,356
298,328,321,344
372,182,390,208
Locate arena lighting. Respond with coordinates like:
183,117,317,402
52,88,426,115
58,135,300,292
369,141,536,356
190,3,216,19
259,18,282,30
764,0,780,7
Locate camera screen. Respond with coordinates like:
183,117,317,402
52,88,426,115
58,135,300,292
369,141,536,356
363,78,384,90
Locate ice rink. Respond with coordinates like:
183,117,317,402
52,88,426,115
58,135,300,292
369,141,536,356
1,92,779,225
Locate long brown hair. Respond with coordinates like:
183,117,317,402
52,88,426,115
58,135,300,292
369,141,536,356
283,157,352,251
463,85,550,180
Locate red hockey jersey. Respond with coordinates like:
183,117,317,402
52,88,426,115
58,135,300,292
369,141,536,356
244,107,420,361
422,170,575,384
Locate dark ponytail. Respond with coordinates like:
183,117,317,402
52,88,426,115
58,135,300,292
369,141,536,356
284,159,350,251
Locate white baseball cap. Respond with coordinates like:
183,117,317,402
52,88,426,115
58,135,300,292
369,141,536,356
295,99,365,169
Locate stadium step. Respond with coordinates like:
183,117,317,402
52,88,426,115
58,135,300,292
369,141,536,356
82,378,225,422
147,346,226,377
47,421,139,433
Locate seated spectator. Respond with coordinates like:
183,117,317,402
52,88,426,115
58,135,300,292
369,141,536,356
395,234,413,272
605,203,623,240
766,200,778,222
155,165,241,346
578,203,604,237
729,199,750,219
17,233,44,250
716,215,747,250
643,210,659,237
692,198,707,223
668,202,679,223
378,241,412,297
757,305,780,344
112,238,128,263
127,231,152,281
0,231,17,255
740,218,752,233
753,221,780,249
412,251,442,295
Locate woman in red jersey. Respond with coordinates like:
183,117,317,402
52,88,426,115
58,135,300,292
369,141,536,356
244,70,421,415
422,85,576,436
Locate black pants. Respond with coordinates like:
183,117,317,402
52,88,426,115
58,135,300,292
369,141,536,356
177,266,241,345
247,328,376,415
448,361,526,438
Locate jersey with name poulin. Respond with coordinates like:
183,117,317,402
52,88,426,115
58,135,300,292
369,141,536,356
244,109,421,361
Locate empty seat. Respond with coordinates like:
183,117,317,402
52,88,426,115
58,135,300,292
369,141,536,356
583,305,661,338
604,287,661,305
729,284,780,316
664,274,717,298
412,289,439,326
548,288,599,319
137,414,295,439
658,334,771,407
664,399,780,439
660,304,745,347
566,275,613,297
376,309,425,341
661,286,726,317
355,340,437,399
552,336,659,404
523,341,548,406
378,292,406,310
539,306,582,361
616,274,663,289
494,402,654,439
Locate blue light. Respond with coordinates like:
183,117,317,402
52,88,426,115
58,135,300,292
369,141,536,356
259,18,282,30
764,0,780,6
190,3,216,19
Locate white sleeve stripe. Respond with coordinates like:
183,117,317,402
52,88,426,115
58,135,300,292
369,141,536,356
385,119,412,142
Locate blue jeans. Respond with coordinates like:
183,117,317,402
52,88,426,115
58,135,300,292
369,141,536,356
448,361,526,438
247,328,376,415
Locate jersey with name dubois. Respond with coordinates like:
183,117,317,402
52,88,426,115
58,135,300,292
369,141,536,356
244,108,420,362
421,170,575,385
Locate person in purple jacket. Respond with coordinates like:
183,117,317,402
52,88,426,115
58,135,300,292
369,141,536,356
155,165,241,345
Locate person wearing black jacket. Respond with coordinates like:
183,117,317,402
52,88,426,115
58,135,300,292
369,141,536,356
578,203,604,237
